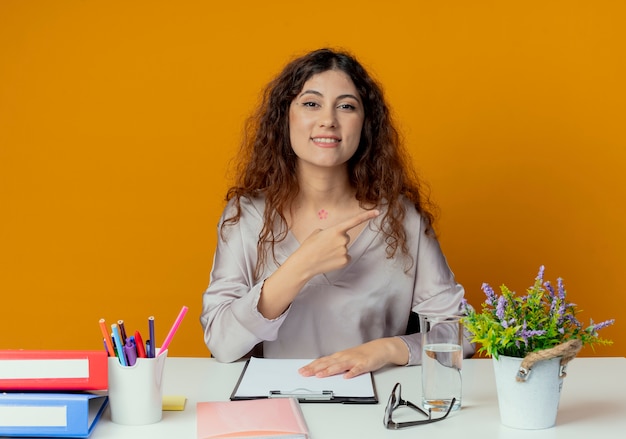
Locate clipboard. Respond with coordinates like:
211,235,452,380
230,357,378,404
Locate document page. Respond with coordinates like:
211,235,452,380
232,357,376,400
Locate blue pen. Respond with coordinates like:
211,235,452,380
146,339,152,358
111,323,128,366
123,338,137,366
148,316,155,358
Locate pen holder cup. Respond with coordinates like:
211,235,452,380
107,349,168,425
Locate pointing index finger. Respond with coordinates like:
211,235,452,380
334,209,380,233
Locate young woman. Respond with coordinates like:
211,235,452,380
200,48,474,378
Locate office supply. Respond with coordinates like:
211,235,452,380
98,319,114,358
107,350,168,426
230,357,377,403
148,316,156,358
158,305,188,356
134,331,147,358
117,320,127,343
110,324,127,366
162,395,187,411
0,350,107,391
196,398,309,439
81,357,626,439
0,392,108,438
123,338,137,366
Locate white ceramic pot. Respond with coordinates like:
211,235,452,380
492,355,563,429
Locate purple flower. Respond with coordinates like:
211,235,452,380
518,328,547,345
500,318,515,329
467,266,615,358
557,277,566,300
564,314,582,328
496,295,507,320
536,265,545,282
549,292,558,315
482,282,497,306
556,302,566,323
591,319,615,332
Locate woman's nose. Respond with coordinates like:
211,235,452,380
318,108,337,128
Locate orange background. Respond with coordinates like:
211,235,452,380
1,0,623,358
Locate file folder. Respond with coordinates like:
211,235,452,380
230,357,378,404
0,350,108,391
197,398,310,438
0,392,108,438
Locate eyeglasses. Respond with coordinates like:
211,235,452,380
383,382,456,429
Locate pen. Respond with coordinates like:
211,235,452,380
134,330,147,358
148,316,155,358
158,305,188,356
98,318,115,357
123,338,137,366
110,334,119,358
111,323,128,366
118,320,128,343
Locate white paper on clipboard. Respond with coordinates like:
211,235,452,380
231,357,377,402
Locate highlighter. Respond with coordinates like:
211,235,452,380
134,330,147,358
123,338,138,367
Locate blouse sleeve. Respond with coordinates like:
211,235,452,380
199,202,289,363
397,216,476,365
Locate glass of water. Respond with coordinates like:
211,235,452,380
421,315,463,412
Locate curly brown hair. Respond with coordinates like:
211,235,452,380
223,48,437,279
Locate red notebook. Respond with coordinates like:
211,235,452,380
196,398,310,439
0,349,108,390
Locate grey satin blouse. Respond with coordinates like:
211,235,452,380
200,195,475,364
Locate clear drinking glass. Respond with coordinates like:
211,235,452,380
421,315,463,411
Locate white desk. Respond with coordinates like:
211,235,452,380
91,357,626,438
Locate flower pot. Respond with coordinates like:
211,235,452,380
492,355,563,429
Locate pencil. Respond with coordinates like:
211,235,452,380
158,305,189,356
99,318,115,357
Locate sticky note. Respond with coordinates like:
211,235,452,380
162,395,187,411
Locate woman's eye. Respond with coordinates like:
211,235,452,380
338,103,356,110
301,101,319,108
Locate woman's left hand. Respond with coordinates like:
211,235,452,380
298,337,409,379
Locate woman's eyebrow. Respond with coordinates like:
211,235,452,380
336,93,361,102
298,90,361,102
299,89,323,98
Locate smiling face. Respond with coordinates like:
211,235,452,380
288,69,365,172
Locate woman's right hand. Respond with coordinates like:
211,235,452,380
258,209,379,319
295,209,380,277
